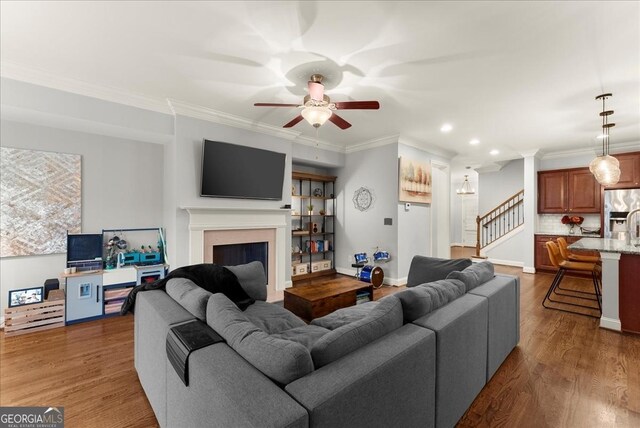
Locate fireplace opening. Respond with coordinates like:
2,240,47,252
211,242,268,277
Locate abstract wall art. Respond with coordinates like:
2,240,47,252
1,147,81,257
398,156,432,204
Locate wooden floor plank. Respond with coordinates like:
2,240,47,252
2,257,639,428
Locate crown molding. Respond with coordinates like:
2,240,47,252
167,98,308,142
294,134,346,153
540,140,640,160
519,148,542,158
345,134,399,153
0,61,171,115
398,136,457,160
474,160,510,173
1,104,173,145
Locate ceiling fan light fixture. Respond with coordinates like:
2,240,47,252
301,106,332,128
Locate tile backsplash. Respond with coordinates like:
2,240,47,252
538,214,601,235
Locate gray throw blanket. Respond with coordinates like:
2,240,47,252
121,264,255,314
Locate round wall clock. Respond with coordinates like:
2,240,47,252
353,187,375,211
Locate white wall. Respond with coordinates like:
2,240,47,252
0,121,164,310
397,143,444,280
478,159,524,214
334,144,399,279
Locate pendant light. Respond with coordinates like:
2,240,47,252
589,93,620,186
456,175,476,195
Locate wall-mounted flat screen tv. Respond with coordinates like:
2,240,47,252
201,140,286,200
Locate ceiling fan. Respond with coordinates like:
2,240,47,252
254,74,380,129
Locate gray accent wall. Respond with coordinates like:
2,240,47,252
0,120,164,310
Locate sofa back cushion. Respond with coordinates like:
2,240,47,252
207,294,314,385
407,256,472,287
310,295,403,368
225,261,268,301
395,279,466,323
446,261,495,291
165,278,212,321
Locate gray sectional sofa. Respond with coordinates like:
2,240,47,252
134,257,520,428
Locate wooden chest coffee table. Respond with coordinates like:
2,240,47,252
284,281,373,322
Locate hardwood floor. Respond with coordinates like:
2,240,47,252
2,260,639,427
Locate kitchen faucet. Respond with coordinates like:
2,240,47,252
626,208,640,245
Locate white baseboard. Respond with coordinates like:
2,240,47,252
522,266,536,274
599,317,622,332
487,258,524,268
385,276,407,287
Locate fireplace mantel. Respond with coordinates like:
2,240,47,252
183,207,290,299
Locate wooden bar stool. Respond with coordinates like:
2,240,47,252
542,241,601,317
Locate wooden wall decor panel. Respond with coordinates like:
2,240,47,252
0,147,81,257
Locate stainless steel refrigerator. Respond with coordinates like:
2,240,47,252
604,188,640,240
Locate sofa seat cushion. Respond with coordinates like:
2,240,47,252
446,261,495,291
207,294,314,385
394,279,466,323
165,278,212,321
310,301,379,330
407,256,472,287
226,261,268,301
310,295,403,368
273,325,330,349
243,301,307,334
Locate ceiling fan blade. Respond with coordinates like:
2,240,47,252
283,115,304,128
334,101,380,110
254,103,300,107
329,113,352,129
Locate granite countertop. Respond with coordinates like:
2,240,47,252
535,232,601,237
568,238,640,255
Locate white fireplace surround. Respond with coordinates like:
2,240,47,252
184,208,290,300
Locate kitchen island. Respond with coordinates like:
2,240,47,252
569,238,640,334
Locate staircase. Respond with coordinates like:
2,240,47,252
475,190,524,257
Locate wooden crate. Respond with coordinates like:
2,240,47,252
4,292,65,337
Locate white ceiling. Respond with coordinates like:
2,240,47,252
1,1,639,167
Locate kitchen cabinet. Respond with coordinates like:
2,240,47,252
606,151,640,189
619,253,640,334
538,168,601,214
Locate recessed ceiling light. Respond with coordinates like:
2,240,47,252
490,149,500,155
469,139,480,145
440,123,453,133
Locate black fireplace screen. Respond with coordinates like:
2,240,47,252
211,242,268,277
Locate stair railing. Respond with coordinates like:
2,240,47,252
475,190,524,257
